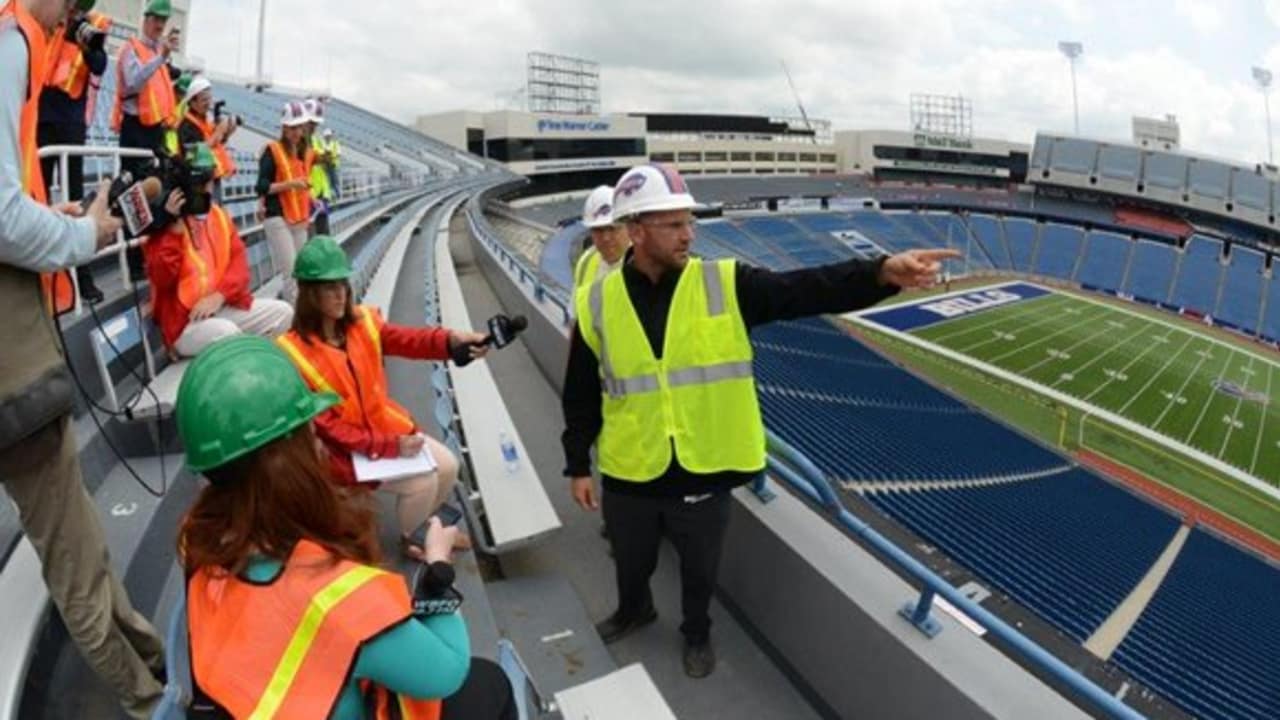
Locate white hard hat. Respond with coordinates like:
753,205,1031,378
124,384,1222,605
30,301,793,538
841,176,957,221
582,185,616,228
611,163,697,221
184,75,211,105
281,101,308,127
323,128,335,138
303,98,324,124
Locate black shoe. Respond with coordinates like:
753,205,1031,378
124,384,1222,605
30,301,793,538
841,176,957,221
595,607,657,644
78,281,104,305
683,639,716,679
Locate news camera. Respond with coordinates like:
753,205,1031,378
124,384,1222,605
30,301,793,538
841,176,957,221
212,100,244,129
66,15,106,53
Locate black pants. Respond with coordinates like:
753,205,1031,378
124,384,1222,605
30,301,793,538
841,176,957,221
313,209,331,236
38,122,99,294
117,113,164,175
602,488,732,643
442,658,517,720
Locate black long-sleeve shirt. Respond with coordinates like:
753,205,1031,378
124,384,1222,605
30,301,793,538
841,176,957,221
256,147,285,219
561,255,898,497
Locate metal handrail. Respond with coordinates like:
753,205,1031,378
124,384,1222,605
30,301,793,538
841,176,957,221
762,429,1145,720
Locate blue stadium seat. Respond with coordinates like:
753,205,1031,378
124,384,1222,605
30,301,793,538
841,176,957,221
1076,231,1132,292
1033,224,1084,280
864,471,1179,642
1169,235,1225,315
1215,247,1265,334
967,215,1012,270
1123,240,1178,304
1112,530,1280,720
1259,276,1280,342
1003,218,1038,273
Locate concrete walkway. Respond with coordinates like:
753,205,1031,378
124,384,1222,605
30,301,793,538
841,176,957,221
1083,524,1192,660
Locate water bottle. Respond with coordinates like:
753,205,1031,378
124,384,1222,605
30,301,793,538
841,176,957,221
499,432,519,474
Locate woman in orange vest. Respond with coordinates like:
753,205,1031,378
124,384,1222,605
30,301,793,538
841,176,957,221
176,75,236,194
277,236,487,558
176,336,516,719
256,100,313,304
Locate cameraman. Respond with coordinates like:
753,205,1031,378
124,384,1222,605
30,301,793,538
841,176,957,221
144,143,292,358
1,1,165,718
112,0,178,175
177,75,236,200
38,0,109,304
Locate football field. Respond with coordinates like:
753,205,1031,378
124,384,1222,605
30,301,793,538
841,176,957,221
861,283,1280,489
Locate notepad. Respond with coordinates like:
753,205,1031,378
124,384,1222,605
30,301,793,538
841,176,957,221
352,447,438,483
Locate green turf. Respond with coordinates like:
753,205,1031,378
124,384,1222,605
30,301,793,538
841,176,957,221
852,288,1280,541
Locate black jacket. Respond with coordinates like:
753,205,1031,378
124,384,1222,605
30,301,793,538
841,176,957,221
561,254,898,497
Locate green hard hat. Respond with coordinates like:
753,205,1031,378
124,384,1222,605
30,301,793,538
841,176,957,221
144,0,171,18
176,336,338,474
174,73,193,99
293,236,352,281
183,142,217,173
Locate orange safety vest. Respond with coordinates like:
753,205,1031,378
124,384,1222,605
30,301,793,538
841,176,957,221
188,539,442,720
183,111,236,179
176,206,234,310
276,306,416,441
111,37,174,131
45,12,110,101
2,2,73,314
267,140,313,225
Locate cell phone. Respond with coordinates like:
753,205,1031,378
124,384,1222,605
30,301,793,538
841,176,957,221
408,505,464,548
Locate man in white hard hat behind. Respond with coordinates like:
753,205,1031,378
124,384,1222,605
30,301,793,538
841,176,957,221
573,184,629,293
561,163,958,678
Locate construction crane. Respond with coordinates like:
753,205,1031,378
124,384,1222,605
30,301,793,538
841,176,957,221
780,60,817,144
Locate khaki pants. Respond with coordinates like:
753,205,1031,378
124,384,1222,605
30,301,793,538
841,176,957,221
0,417,164,720
263,216,309,304
173,298,294,358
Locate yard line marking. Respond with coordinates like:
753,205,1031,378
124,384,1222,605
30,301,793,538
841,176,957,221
1174,346,1235,439
1117,333,1196,414
1052,312,1158,388
1082,325,1179,402
1019,317,1120,375
952,303,1079,353
1249,362,1275,475
1219,356,1256,458
986,304,1111,363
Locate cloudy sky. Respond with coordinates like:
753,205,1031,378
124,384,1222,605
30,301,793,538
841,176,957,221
189,0,1280,165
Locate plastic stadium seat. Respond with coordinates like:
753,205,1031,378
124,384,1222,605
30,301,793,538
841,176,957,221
1215,247,1265,334
1124,240,1178,304
1076,231,1132,291
1169,235,1225,314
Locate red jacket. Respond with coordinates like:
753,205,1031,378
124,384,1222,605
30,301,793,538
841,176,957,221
144,212,252,349
309,323,451,484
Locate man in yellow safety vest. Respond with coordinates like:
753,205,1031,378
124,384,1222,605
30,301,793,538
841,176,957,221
562,163,957,678
572,184,629,296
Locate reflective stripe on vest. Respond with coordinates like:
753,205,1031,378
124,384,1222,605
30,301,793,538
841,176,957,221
3,3,73,314
576,258,766,481
45,13,110,100
176,207,233,309
574,247,600,290
268,140,312,224
188,539,441,719
111,38,174,131
184,111,236,178
276,306,416,440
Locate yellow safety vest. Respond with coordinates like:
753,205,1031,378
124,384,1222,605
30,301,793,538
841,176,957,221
574,247,601,291
576,258,765,481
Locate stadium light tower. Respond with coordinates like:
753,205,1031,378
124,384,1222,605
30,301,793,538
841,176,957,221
255,0,268,85
1253,66,1274,164
1058,41,1083,135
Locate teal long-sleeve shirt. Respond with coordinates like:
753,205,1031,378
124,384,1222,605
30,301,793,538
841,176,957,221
244,557,470,719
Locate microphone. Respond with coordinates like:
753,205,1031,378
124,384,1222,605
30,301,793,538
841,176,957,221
82,175,165,237
450,314,528,366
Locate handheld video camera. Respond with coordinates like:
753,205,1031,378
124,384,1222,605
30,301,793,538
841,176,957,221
212,100,244,129
66,15,106,53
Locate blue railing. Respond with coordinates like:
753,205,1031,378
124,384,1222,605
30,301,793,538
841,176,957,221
762,430,1144,720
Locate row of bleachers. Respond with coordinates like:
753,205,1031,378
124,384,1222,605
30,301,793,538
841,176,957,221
1033,223,1084,279
1124,240,1179,303
863,472,1180,642
1112,530,1280,720
968,214,1013,270
754,319,1070,483
1076,231,1132,290
1168,235,1224,314
1215,246,1266,333
698,220,793,268
737,217,852,267
1004,217,1038,272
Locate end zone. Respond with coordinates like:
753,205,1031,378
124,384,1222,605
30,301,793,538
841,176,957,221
855,281,1055,332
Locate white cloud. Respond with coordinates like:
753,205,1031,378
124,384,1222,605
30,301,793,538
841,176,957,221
1174,0,1223,33
1266,0,1280,27
183,0,1273,167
